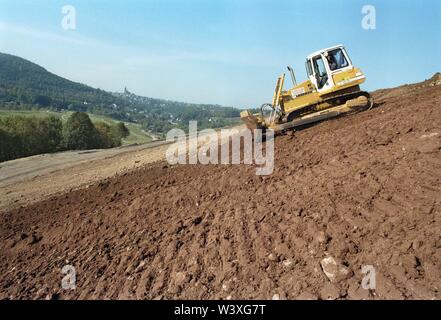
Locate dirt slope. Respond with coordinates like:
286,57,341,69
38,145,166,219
1,75,440,300
0,141,172,213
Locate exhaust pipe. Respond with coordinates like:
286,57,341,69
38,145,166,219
287,66,297,87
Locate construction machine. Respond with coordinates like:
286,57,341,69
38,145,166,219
241,45,373,132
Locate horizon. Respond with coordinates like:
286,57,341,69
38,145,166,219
1,0,440,108
1,50,439,109
0,50,236,107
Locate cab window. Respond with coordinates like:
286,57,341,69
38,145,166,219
327,48,349,71
312,55,328,89
306,60,313,76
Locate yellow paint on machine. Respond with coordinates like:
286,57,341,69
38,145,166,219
240,45,372,130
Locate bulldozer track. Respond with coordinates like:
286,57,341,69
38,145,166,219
285,90,372,122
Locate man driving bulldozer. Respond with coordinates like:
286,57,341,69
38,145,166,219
327,54,338,71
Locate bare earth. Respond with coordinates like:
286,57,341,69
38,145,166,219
0,75,440,300
0,141,172,213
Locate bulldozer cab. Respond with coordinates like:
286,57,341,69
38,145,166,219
306,45,352,93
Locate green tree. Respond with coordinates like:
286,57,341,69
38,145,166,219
63,112,101,150
116,122,130,138
0,115,64,161
0,128,16,162
38,116,63,152
108,126,123,147
33,95,52,107
95,122,125,148
1,116,38,156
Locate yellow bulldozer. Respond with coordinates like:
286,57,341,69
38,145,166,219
241,45,373,132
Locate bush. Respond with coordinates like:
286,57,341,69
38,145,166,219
94,122,122,148
33,95,52,107
63,112,101,150
116,122,130,138
0,112,131,163
0,128,19,162
0,115,63,162
36,116,63,153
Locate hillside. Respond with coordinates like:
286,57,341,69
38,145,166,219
0,53,240,132
113,88,240,133
0,53,125,117
0,75,440,299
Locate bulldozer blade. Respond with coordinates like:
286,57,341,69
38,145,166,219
240,110,263,129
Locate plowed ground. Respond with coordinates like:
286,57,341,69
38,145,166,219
1,75,440,300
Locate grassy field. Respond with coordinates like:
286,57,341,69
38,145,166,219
0,110,153,145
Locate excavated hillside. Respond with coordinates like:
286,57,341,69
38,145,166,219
1,74,440,300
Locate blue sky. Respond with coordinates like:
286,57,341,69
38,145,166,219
0,0,440,107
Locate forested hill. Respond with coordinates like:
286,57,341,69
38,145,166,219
0,52,122,115
0,52,240,132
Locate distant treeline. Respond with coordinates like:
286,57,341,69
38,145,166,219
0,112,129,162
0,53,241,133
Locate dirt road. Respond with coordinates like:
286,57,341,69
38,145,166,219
0,127,245,213
0,141,171,188
0,74,440,300
0,141,173,213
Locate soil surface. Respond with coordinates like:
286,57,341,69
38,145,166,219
1,74,440,300
0,141,172,213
